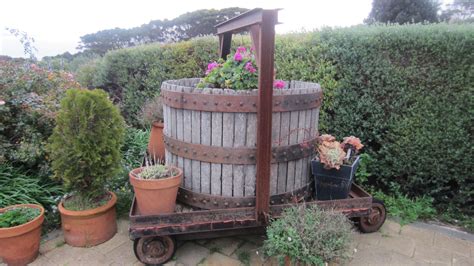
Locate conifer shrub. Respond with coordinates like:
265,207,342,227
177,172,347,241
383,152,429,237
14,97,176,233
48,89,125,208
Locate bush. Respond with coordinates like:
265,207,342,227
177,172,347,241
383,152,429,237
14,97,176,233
48,89,125,204
0,59,81,176
264,205,353,265
90,23,473,216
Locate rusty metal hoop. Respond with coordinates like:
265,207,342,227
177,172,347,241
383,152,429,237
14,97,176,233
133,236,176,265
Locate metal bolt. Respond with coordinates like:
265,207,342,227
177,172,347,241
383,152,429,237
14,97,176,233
213,201,218,205
202,200,207,203
271,200,275,204
236,203,240,207
175,98,178,102
203,153,207,156
203,101,208,105
227,102,232,106
281,199,284,203
193,198,197,202
224,202,229,206
238,155,242,159
214,154,218,158
253,103,257,107
183,98,187,103
240,102,244,106
193,101,197,104
184,195,188,199
184,148,188,153
275,101,280,106
296,100,300,104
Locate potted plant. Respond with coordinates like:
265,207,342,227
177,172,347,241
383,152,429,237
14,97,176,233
48,88,125,247
140,96,165,160
311,135,364,200
0,204,44,265
264,205,353,265
129,159,182,215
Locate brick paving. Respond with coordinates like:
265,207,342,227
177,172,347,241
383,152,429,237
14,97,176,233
4,218,472,266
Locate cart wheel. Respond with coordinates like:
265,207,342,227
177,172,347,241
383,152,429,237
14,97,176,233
133,236,176,265
358,198,386,233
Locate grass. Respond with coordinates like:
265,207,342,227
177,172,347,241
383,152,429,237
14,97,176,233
62,193,110,211
237,251,251,266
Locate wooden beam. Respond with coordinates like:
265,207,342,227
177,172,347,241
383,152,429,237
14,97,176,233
255,9,278,223
219,32,232,60
215,8,263,34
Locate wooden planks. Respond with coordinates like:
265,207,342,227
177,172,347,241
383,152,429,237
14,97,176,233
162,80,322,200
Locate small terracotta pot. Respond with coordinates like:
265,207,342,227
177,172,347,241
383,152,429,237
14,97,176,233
0,204,44,266
129,166,182,215
148,121,165,161
58,191,117,247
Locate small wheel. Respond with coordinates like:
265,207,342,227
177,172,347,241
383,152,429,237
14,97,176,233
358,198,386,233
133,236,176,265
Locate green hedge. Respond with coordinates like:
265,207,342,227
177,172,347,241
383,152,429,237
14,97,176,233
91,23,473,214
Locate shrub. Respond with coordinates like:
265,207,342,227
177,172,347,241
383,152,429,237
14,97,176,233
0,59,80,176
264,205,353,265
48,89,125,207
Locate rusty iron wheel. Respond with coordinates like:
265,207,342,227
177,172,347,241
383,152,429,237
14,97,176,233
358,198,386,233
133,236,176,265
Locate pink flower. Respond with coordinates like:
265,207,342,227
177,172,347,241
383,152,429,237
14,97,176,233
274,80,285,89
234,52,243,61
237,46,246,53
245,62,256,73
206,61,219,74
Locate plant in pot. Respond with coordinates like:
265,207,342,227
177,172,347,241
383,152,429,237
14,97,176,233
0,204,44,265
140,96,165,161
311,135,364,200
264,205,353,266
48,88,125,247
129,158,182,215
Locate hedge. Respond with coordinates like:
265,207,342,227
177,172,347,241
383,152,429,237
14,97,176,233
89,23,473,214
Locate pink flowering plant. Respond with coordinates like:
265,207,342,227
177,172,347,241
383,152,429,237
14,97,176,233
198,46,285,90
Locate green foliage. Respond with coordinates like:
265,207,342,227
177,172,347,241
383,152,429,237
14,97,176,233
374,188,436,226
0,207,40,228
48,89,125,201
264,205,352,265
0,164,63,209
109,127,149,216
365,0,439,24
62,193,110,211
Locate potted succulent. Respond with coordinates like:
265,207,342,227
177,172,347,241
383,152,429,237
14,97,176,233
48,88,125,247
141,96,165,160
129,159,182,215
0,204,44,265
311,135,364,200
264,205,353,265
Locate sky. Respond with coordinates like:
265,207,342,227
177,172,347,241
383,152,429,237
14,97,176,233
0,0,453,59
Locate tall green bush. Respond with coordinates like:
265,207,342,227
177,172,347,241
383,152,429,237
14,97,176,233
90,23,473,215
48,89,125,201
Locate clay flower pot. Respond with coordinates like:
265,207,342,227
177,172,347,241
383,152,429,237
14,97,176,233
58,191,117,247
148,121,165,161
0,204,44,266
129,166,182,215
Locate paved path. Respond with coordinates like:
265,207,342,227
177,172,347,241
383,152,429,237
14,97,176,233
16,218,474,265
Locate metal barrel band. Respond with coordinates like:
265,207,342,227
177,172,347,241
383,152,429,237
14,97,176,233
164,135,317,164
177,183,313,210
161,89,322,113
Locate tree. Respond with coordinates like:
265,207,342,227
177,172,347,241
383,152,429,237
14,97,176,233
5,28,38,60
365,0,440,24
77,7,248,55
440,0,474,22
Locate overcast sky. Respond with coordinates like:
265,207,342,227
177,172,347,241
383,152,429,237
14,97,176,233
0,0,453,59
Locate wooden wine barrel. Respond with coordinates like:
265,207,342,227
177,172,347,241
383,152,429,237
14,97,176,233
161,78,322,209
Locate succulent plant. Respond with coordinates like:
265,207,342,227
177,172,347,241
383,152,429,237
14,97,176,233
137,164,177,180
317,135,346,170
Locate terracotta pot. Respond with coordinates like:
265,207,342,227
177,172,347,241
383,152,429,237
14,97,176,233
0,204,44,266
129,166,182,215
58,191,117,247
147,121,165,161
